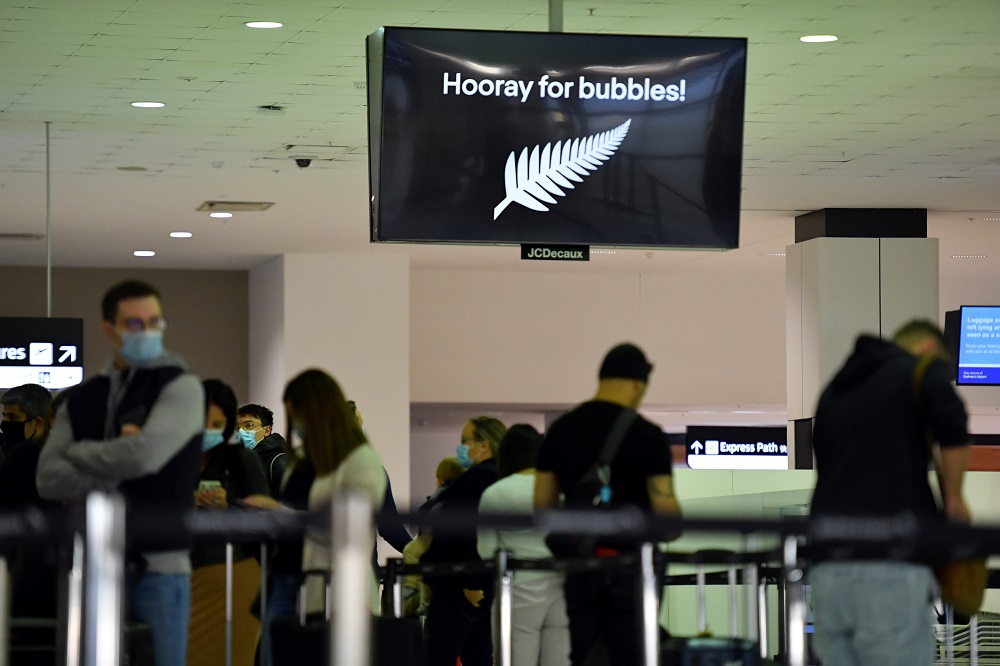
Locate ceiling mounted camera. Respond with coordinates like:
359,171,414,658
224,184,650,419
295,158,312,168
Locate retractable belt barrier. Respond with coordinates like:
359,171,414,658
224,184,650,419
4,499,1000,666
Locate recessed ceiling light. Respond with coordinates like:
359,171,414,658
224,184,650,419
133,250,156,257
760,252,787,256
245,21,283,29
984,217,1000,222
170,231,192,238
209,212,233,219
591,250,617,255
800,35,838,43
131,101,165,108
952,254,988,258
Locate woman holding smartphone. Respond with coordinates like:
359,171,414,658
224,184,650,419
189,379,270,666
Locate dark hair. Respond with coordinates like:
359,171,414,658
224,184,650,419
1,383,53,421
101,279,161,323
497,424,543,479
282,369,365,476
203,379,237,442
467,416,507,458
237,403,274,428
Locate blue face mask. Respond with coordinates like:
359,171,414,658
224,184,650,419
456,443,473,469
238,428,260,449
118,330,164,366
201,429,224,451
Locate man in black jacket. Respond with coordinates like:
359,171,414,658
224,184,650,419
809,320,971,666
236,403,287,498
423,416,506,666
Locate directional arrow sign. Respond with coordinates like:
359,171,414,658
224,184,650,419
690,440,703,454
58,345,77,363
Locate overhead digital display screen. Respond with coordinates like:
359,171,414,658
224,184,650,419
367,27,747,249
0,317,84,390
956,305,1000,385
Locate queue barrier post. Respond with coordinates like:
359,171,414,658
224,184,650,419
225,542,234,666
66,533,85,666
0,554,9,666
83,491,126,666
757,567,769,660
330,491,372,666
742,534,761,648
639,542,659,666
385,558,404,619
496,548,514,666
782,535,806,666
970,612,979,666
259,543,269,666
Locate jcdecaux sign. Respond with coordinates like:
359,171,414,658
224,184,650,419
520,244,589,261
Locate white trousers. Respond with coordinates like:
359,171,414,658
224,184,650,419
495,574,571,666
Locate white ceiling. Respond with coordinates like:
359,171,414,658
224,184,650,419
1,0,999,276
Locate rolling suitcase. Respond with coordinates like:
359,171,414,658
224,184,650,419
270,569,425,666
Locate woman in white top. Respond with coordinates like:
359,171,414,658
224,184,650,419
283,369,386,614
478,424,570,666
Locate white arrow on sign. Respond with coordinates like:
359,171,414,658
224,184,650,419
690,440,703,454
58,345,77,363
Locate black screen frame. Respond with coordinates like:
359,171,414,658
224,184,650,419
367,26,748,251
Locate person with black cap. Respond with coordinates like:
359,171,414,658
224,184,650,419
534,342,680,666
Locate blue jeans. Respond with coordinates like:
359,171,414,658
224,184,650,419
264,574,301,666
810,561,936,666
128,572,191,666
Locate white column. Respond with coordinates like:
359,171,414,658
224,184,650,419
248,253,411,510
786,237,939,467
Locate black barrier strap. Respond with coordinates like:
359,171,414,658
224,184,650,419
8,505,1000,567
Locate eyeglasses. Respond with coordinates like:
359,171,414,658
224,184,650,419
119,317,167,333
238,421,263,431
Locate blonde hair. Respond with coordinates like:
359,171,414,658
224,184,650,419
467,416,507,458
435,457,465,484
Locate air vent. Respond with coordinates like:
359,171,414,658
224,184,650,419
196,201,274,212
0,233,44,241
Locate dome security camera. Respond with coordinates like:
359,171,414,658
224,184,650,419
295,158,312,168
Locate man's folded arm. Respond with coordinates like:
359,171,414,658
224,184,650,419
65,374,204,479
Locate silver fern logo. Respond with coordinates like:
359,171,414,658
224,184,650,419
493,119,632,220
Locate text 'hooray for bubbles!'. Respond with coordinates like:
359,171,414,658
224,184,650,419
442,73,687,103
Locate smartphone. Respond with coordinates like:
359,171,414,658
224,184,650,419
198,480,222,491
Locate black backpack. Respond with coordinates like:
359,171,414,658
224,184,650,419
545,408,638,557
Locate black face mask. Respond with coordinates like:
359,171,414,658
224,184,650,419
0,420,27,448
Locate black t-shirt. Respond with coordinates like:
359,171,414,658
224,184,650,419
811,337,968,518
536,401,673,511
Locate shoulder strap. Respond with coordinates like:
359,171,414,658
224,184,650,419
596,408,639,465
269,452,285,480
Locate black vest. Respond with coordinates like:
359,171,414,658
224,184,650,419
67,367,201,552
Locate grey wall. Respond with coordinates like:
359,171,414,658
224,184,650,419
0,267,248,399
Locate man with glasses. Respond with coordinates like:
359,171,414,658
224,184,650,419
236,403,286,498
37,279,203,666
